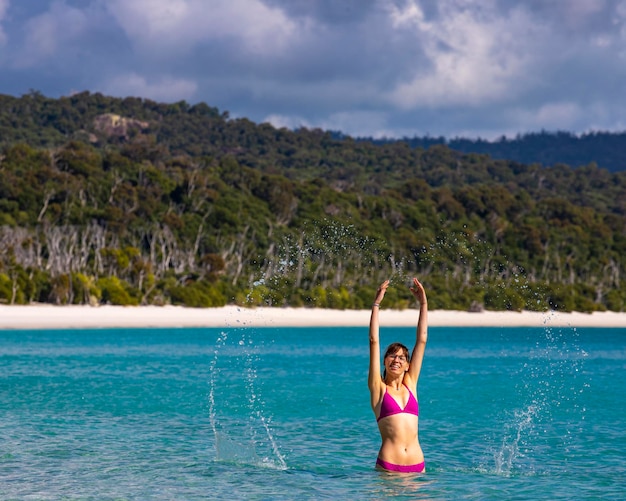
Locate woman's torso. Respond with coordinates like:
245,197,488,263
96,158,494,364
374,384,424,465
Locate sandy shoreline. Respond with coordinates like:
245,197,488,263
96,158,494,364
1,304,626,329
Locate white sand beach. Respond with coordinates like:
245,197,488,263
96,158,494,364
1,304,626,329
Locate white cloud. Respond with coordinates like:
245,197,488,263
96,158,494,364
318,110,394,138
105,0,301,57
0,0,8,45
388,0,424,28
615,0,626,49
505,100,626,136
263,113,310,130
522,102,584,130
3,0,626,139
385,1,543,109
14,1,88,68
560,0,606,28
100,72,198,102
265,110,394,138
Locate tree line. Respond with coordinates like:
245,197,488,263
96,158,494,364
0,91,624,312
355,130,626,173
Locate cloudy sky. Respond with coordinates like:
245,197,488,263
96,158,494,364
1,0,626,139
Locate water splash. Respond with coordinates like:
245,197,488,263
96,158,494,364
494,404,541,475
208,328,287,470
208,331,227,458
241,330,287,469
490,324,588,475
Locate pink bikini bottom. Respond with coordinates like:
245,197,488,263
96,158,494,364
376,457,425,473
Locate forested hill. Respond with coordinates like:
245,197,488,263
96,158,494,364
355,131,626,173
0,91,625,312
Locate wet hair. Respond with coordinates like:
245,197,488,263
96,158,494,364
382,342,410,381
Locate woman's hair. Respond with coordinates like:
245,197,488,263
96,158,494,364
382,342,410,381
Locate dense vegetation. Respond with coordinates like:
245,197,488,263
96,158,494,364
1,91,625,312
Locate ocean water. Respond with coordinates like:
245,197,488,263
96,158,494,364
0,321,624,500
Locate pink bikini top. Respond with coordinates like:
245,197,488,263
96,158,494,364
377,383,419,422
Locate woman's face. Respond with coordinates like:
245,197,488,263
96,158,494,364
385,348,409,375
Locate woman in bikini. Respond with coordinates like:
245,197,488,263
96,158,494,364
368,277,428,473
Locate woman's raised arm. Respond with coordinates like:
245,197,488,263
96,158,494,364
368,280,389,400
406,278,428,386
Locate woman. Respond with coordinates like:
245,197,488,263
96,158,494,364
368,277,428,473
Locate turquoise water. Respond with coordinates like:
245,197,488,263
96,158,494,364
1,324,625,500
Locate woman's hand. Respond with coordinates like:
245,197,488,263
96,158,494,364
373,280,390,305
409,277,427,305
